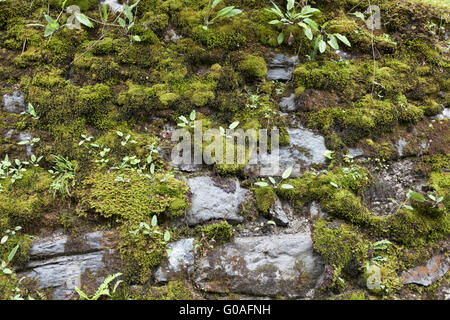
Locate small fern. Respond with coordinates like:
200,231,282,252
75,273,123,300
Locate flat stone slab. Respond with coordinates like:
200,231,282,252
246,126,327,177
195,233,324,298
155,238,195,282
400,255,449,286
2,90,26,114
18,231,116,300
186,176,247,226
266,53,299,82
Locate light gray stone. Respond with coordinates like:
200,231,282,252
2,90,26,114
279,93,297,112
401,255,449,286
186,176,247,225
155,238,195,282
269,198,289,227
18,231,115,300
267,53,299,82
195,233,324,298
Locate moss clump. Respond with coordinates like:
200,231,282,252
49,0,97,11
322,189,379,227
254,187,277,216
118,220,166,284
193,26,246,50
78,172,190,221
0,168,53,227
294,61,355,92
239,55,268,79
189,81,215,107
312,219,369,271
198,221,234,244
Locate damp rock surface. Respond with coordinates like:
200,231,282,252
195,233,325,298
155,238,195,282
400,255,449,286
2,90,26,114
266,53,299,81
18,231,117,300
246,126,327,177
186,176,248,226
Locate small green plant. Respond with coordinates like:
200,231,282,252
255,167,294,189
177,110,197,128
116,131,137,147
219,121,240,139
75,273,123,300
310,22,351,58
20,103,39,120
389,189,425,213
130,216,171,253
1,228,21,275
48,155,76,198
0,156,27,184
267,1,320,45
18,137,40,147
202,0,242,30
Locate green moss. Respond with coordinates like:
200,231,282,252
193,26,246,50
312,219,369,271
0,168,53,227
78,171,190,221
239,54,268,79
198,221,234,244
49,0,97,11
189,81,215,107
118,219,166,284
294,61,355,92
254,187,277,216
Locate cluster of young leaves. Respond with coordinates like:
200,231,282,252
75,273,123,300
117,0,142,42
203,0,242,30
178,110,197,129
267,0,320,44
0,155,27,184
129,216,171,253
27,1,93,37
219,121,240,139
255,167,294,190
48,155,76,198
20,103,39,120
0,227,21,275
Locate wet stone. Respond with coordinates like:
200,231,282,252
246,126,327,177
400,255,449,286
2,90,26,114
195,233,325,298
186,176,248,226
155,238,195,282
18,231,116,300
279,93,297,112
266,53,299,82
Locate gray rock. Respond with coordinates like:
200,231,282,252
4,129,14,139
400,255,449,286
18,132,33,156
267,53,299,82
432,108,450,120
246,126,327,177
309,201,327,219
18,231,116,300
348,148,364,158
195,233,324,298
279,93,297,112
101,0,123,13
155,238,195,282
269,198,289,227
2,90,26,114
186,176,247,226
396,137,408,158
